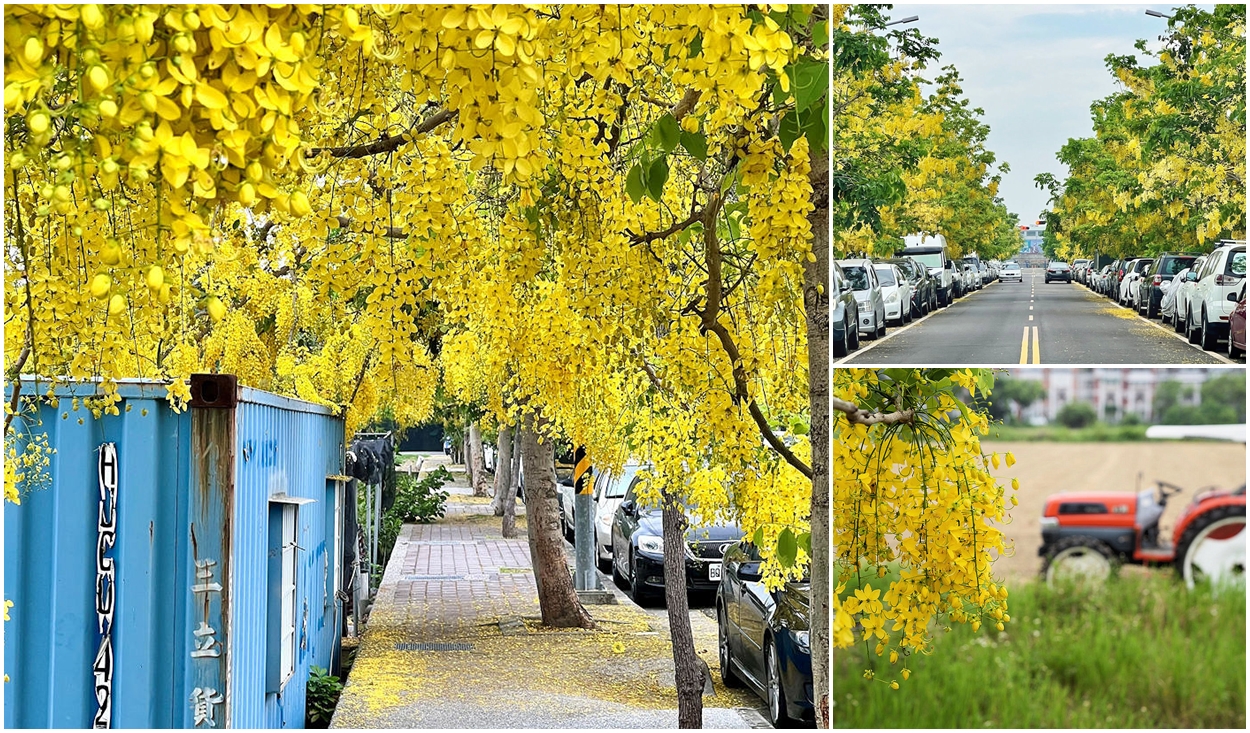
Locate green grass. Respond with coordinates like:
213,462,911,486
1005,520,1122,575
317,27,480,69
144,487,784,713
833,573,1245,728
986,423,1151,442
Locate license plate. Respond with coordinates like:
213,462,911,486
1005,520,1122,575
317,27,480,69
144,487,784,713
708,563,722,581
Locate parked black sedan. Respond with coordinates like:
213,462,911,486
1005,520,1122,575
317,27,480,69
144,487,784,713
716,540,813,727
610,481,743,605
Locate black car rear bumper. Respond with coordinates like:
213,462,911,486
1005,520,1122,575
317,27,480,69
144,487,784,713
634,553,722,593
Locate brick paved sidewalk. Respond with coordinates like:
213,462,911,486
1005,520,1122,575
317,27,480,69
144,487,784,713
366,521,539,633
331,497,765,729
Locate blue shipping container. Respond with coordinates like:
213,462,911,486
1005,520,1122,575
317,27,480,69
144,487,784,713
4,376,347,729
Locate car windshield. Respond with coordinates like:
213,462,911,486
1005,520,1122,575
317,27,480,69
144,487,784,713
1227,250,1246,276
1004,263,1019,270
605,466,640,498
842,265,871,290
906,252,943,269
1160,257,1196,275
874,267,896,286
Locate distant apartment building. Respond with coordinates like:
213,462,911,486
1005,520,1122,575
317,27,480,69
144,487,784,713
1006,368,1209,424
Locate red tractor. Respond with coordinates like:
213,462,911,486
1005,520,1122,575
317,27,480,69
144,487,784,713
1039,480,1246,588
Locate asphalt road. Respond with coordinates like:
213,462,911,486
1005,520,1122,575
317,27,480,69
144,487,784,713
838,270,1238,365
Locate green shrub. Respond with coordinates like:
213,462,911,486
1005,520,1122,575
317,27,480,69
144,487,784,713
378,466,452,562
305,666,344,728
1055,401,1098,428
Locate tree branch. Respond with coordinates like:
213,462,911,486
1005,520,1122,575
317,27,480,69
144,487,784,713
832,397,915,426
690,194,812,479
310,109,457,159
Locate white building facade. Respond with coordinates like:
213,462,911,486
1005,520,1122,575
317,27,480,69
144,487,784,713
1007,368,1209,424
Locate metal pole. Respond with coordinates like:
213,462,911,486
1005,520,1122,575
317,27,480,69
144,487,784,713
572,446,599,590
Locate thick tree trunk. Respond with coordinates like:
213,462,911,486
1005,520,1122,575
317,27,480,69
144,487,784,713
519,410,595,628
806,120,831,729
661,492,703,729
492,425,514,516
468,421,489,497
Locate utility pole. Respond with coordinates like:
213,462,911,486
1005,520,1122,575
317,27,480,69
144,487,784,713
572,446,599,590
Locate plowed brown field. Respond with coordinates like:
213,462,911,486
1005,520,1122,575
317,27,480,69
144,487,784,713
983,440,1246,579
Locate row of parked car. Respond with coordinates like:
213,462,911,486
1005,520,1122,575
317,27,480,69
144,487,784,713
832,253,1012,357
1069,241,1247,359
555,466,814,726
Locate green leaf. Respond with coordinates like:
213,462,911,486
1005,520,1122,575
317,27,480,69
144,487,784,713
778,109,801,150
646,156,669,201
777,528,798,567
626,163,645,204
801,97,828,153
653,114,680,153
679,129,707,160
797,531,811,558
751,526,765,548
813,20,828,50
687,30,702,58
788,57,828,113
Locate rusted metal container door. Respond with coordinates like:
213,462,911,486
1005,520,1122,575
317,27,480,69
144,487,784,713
183,374,238,729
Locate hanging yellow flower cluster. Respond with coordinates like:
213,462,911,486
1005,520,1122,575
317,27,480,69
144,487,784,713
834,368,1015,685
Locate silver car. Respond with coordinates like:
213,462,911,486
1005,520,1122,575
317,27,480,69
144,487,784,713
1171,256,1207,333
873,263,912,327
837,258,887,339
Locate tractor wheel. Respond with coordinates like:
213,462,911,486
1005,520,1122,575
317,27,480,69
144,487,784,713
1041,536,1118,586
1174,504,1246,590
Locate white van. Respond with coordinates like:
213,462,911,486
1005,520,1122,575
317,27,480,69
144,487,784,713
900,233,957,306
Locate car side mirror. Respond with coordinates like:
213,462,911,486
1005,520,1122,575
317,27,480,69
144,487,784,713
619,500,635,516
1229,291,1240,302
1188,272,1199,282
737,561,763,582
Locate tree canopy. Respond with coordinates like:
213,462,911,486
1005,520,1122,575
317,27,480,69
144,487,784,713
833,5,1022,261
5,3,828,592
1037,4,1246,260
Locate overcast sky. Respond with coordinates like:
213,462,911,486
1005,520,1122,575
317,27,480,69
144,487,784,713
888,3,1205,225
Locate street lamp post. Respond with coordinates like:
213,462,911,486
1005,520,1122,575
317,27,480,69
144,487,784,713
885,15,919,27
1145,9,1173,19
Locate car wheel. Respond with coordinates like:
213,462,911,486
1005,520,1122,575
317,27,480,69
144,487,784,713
1229,330,1242,360
876,316,886,339
629,552,653,606
718,607,744,688
1175,308,1186,333
847,315,860,351
1148,300,1159,320
611,551,627,589
597,547,612,573
766,639,793,727
832,323,849,358
1200,309,1220,351
1187,307,1202,344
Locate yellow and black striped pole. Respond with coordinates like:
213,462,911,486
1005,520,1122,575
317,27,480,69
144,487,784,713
574,446,593,495
572,445,598,590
